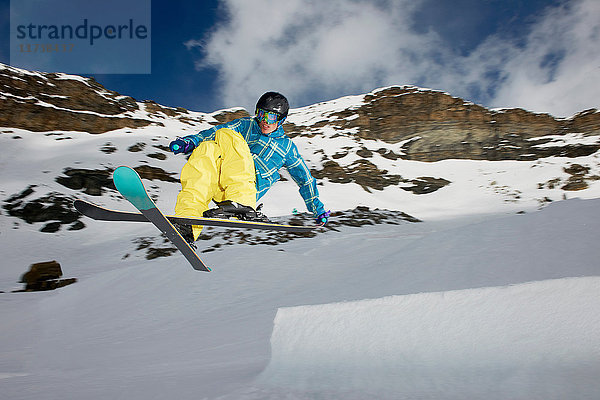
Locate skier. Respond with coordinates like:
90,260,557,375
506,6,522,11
169,91,330,243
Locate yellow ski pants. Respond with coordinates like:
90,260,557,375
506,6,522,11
174,128,256,239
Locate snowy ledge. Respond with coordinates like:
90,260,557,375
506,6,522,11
262,276,600,398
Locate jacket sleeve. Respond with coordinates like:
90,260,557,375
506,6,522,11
284,143,326,217
182,126,218,148
182,118,250,147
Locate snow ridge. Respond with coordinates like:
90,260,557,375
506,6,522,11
262,277,600,399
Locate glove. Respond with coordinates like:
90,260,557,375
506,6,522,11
169,137,196,154
316,210,331,225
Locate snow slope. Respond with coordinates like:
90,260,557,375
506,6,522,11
1,198,599,400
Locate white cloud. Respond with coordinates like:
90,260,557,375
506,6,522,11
485,0,600,117
190,0,599,117
190,0,441,111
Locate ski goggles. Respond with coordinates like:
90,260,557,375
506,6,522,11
256,108,283,124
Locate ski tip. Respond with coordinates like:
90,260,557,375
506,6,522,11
113,165,138,180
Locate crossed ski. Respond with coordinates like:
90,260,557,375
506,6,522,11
74,166,320,271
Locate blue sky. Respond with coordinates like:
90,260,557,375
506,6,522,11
1,0,598,117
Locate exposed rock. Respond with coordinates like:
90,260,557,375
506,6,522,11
144,100,184,118
211,108,250,125
314,159,403,192
17,260,77,291
0,65,154,133
566,109,600,133
287,86,600,162
130,237,179,260
128,142,146,152
3,187,83,232
4,164,179,232
312,159,450,194
401,177,452,195
562,163,599,191
147,152,167,160
54,166,177,197
100,142,118,154
135,165,179,182
56,168,115,195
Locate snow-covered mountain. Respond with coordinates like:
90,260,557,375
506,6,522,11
1,63,600,399
1,62,599,233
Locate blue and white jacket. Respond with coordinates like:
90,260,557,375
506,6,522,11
183,117,326,217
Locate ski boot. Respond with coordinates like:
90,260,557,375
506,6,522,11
203,200,270,222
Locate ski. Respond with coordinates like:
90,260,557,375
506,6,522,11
74,201,318,233
111,166,211,272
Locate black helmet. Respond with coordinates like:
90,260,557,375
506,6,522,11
256,92,289,120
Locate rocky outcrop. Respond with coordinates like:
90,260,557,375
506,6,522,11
0,64,255,134
286,86,600,162
311,159,450,193
3,186,83,232
143,100,205,126
0,64,154,133
3,64,598,160
2,165,179,233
